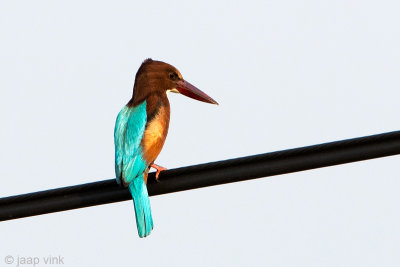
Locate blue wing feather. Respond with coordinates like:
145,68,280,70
114,106,130,184
114,102,147,184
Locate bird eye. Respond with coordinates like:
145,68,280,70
169,72,178,80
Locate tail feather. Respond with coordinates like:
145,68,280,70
129,177,154,237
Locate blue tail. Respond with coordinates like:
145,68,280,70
128,176,154,238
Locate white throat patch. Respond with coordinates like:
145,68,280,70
167,88,179,94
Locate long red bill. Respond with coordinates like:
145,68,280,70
176,80,218,105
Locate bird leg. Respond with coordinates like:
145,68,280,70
150,163,167,180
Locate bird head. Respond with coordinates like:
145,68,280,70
131,58,218,105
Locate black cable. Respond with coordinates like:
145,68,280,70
1,130,400,222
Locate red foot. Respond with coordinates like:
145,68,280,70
151,163,167,180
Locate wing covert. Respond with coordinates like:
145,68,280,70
114,102,147,184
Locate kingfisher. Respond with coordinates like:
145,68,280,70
114,59,218,237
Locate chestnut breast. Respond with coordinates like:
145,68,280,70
141,104,170,165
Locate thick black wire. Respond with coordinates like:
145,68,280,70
1,130,400,221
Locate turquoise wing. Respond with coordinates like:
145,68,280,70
114,101,147,185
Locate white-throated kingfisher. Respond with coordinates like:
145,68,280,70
114,59,218,237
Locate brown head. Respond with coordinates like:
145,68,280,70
130,58,218,106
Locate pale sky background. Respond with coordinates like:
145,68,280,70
1,1,400,266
